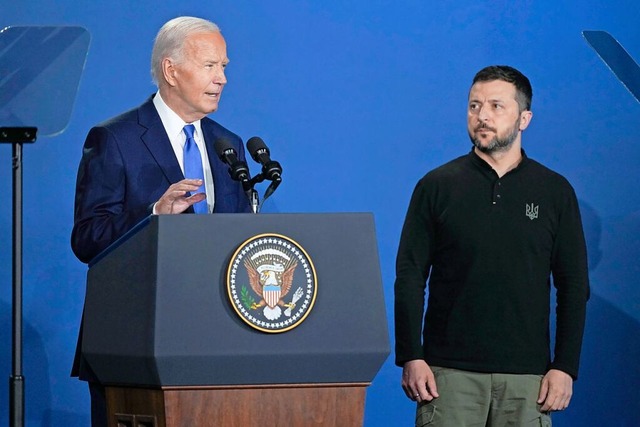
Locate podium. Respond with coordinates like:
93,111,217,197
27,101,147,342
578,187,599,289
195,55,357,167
81,213,390,427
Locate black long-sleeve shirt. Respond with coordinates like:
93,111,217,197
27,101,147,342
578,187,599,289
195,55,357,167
394,149,590,379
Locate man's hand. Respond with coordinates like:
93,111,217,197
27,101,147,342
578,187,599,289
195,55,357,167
537,369,573,412
401,359,439,403
155,179,207,214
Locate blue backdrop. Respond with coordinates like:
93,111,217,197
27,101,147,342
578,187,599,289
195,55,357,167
1,1,639,425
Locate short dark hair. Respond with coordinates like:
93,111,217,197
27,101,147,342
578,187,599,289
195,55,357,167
472,65,532,112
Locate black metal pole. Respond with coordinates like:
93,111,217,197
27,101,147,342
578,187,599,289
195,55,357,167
2,128,36,427
10,141,24,427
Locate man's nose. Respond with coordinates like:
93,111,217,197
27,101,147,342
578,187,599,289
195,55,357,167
477,105,490,121
214,66,227,85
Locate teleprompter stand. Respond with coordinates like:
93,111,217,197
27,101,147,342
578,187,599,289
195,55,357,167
0,127,35,427
0,26,90,427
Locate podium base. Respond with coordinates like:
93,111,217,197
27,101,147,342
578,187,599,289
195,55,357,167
106,383,368,427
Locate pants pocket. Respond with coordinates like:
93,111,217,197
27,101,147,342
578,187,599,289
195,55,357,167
538,412,552,427
415,403,436,427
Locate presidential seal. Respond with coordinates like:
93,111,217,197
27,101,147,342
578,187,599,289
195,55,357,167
226,233,317,333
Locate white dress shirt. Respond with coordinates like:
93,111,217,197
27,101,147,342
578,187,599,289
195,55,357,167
153,92,215,213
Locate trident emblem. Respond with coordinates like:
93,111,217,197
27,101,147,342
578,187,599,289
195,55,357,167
525,203,539,220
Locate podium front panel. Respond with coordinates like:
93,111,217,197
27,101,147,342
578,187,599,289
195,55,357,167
83,213,390,386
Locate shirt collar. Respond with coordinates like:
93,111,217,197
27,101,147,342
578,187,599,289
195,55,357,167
153,91,203,143
469,148,529,174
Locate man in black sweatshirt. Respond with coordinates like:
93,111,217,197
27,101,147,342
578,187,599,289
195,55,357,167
394,65,589,426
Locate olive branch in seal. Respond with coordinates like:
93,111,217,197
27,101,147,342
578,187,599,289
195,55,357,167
240,285,256,309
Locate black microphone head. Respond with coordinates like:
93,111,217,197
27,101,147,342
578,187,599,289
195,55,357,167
246,136,282,181
215,138,249,182
214,138,236,159
247,136,269,162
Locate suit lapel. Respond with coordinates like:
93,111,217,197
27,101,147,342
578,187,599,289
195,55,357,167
201,118,232,197
201,118,224,173
137,97,185,185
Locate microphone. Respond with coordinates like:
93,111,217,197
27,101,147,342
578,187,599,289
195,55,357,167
246,137,282,181
214,138,250,182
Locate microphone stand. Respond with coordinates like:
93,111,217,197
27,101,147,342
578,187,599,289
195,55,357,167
247,173,265,213
247,173,282,213
241,178,259,214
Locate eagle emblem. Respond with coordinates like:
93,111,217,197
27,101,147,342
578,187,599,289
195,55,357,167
245,258,298,320
226,234,318,333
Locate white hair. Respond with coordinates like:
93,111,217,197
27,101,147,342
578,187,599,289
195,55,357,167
150,16,220,85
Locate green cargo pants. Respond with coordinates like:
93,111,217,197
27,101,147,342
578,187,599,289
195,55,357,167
416,367,552,427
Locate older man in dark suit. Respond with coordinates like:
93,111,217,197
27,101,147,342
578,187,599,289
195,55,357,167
70,16,251,426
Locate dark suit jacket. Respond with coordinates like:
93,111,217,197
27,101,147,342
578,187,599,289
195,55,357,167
71,96,251,379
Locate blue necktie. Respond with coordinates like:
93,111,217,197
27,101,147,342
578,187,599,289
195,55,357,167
183,124,208,214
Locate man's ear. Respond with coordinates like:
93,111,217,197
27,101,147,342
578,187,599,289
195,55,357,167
162,58,177,87
519,110,533,131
